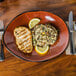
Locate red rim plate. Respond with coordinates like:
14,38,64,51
3,11,69,62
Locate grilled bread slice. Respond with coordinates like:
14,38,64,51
14,26,33,53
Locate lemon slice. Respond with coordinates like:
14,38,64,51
35,46,49,55
28,18,40,29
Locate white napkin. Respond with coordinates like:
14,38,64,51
0,20,4,39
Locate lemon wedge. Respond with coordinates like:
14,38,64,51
35,46,49,55
28,18,40,29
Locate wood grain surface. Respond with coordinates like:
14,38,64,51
0,0,76,76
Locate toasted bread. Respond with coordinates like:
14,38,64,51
14,26,33,53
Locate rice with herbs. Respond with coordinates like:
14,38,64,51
32,24,58,46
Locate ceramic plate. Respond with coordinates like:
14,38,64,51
3,11,69,62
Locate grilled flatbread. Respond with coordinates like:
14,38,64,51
14,26,33,53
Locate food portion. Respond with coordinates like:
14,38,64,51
28,18,40,29
32,24,58,47
14,27,33,53
14,18,58,55
35,45,49,55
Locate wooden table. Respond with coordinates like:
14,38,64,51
0,0,76,76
